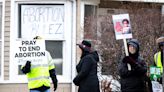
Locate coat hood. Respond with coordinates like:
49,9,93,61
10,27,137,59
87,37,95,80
127,39,140,59
91,51,99,62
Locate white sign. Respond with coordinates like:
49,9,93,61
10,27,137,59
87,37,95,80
150,67,161,75
21,5,64,39
112,14,132,40
14,39,46,65
152,81,163,92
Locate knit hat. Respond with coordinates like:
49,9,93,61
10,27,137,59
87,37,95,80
156,36,164,46
77,40,91,50
127,39,140,58
127,39,139,49
33,36,43,40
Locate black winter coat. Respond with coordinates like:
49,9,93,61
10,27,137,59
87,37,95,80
73,51,100,92
119,56,147,92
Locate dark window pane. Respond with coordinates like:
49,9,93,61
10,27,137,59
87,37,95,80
85,5,97,17
55,62,63,75
45,40,63,59
45,40,63,75
18,65,24,75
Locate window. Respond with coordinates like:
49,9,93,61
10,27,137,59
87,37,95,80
10,2,72,83
18,4,64,39
85,5,97,18
84,4,97,39
45,40,63,75
17,4,65,76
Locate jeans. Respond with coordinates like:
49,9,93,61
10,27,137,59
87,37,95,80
30,88,50,92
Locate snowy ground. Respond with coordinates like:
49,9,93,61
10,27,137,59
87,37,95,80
98,75,121,92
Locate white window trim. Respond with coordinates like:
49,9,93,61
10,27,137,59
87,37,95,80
9,0,73,83
109,0,164,3
83,0,100,5
0,0,5,82
71,1,76,92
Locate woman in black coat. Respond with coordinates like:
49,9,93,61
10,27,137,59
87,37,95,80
73,40,100,92
119,39,147,92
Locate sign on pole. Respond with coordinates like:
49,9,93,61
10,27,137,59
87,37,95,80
112,14,133,70
14,39,46,65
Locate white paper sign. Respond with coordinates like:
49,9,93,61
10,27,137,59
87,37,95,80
112,14,132,40
150,67,161,75
14,39,46,65
152,81,163,92
21,5,64,39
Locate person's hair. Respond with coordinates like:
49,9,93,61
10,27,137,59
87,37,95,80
122,19,129,24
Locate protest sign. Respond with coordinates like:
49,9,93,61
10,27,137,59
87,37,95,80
112,14,133,70
21,5,64,39
150,66,161,81
152,81,163,92
112,14,132,40
14,39,46,65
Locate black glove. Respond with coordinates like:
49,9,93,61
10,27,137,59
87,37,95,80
22,61,31,74
53,75,58,91
73,77,80,86
122,56,136,65
49,69,58,91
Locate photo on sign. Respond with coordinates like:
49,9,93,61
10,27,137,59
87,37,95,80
112,14,132,40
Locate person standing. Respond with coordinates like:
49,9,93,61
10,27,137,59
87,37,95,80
153,36,164,84
73,40,100,92
21,36,58,92
118,39,147,92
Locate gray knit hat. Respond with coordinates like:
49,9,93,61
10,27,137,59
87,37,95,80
128,39,139,49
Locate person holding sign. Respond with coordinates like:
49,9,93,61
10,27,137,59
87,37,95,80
118,39,147,92
21,36,58,92
153,36,164,84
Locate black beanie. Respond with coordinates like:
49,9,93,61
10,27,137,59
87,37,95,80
77,40,91,51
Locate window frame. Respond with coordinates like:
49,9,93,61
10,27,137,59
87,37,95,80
9,0,72,83
0,0,4,82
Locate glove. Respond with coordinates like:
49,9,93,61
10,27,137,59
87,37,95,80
73,77,80,86
22,61,31,74
49,69,58,91
122,56,136,66
53,75,58,91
